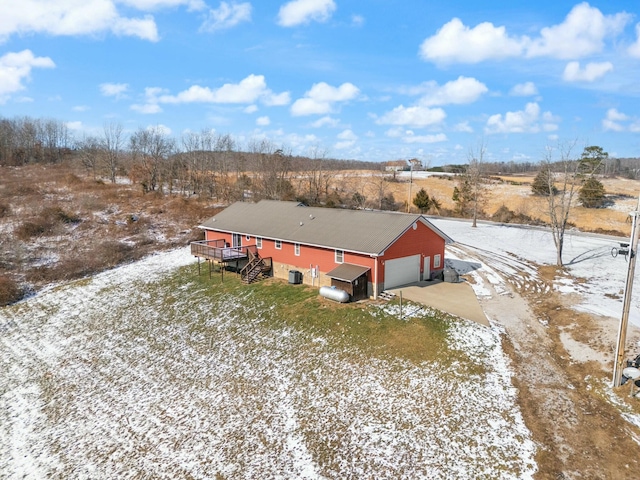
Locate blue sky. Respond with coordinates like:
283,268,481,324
1,0,639,165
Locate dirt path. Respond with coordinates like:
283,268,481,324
455,243,640,480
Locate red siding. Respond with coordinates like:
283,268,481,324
203,218,445,285
379,221,445,281
204,229,375,279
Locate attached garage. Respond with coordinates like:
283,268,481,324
384,254,420,289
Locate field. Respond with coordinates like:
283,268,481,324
3,162,640,478
0,250,536,479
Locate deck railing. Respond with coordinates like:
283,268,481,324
190,240,257,262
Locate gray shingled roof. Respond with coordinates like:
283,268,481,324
326,263,371,282
200,200,453,255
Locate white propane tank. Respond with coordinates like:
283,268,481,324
319,286,349,303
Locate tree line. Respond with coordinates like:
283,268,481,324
0,116,382,205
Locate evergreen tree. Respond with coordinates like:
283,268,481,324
452,179,473,215
531,169,558,196
579,176,606,208
412,188,432,213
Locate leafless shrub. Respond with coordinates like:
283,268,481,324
99,240,137,266
43,206,81,225
14,218,55,240
65,173,82,185
14,206,81,240
0,274,23,306
0,201,10,218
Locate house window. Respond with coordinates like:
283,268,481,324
335,249,344,264
232,233,241,248
295,243,300,256
434,254,441,269
275,240,282,250
256,237,262,249
246,235,251,241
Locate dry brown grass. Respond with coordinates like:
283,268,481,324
3,164,639,304
0,162,214,301
379,173,634,236
0,274,22,306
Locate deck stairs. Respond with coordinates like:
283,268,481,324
240,250,272,284
378,291,396,301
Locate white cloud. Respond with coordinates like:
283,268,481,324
73,105,89,111
147,124,172,135
66,121,84,130
376,105,446,127
112,15,158,41
607,108,629,122
200,2,251,32
526,3,630,59
291,82,359,116
244,104,258,113
0,50,55,102
157,75,289,105
419,18,525,64
256,116,270,126
629,23,640,58
311,116,339,128
131,102,162,114
262,91,291,106
351,14,364,27
0,0,160,42
334,129,358,150
418,76,488,106
419,3,631,65
603,108,632,131
562,61,613,82
277,0,336,27
119,0,205,10
337,129,357,141
100,82,129,98
485,102,558,134
384,128,447,144
510,82,538,96
403,132,447,144
454,121,473,133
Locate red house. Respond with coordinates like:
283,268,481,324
194,200,453,300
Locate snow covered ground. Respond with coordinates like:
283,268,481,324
432,218,640,333
2,218,639,479
0,246,538,479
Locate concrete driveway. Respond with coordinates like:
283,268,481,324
388,280,489,327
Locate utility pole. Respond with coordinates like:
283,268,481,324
407,161,413,213
613,195,640,387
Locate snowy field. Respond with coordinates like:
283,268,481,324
432,218,640,331
3,218,639,479
0,245,538,479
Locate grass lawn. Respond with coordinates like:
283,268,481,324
0,249,536,479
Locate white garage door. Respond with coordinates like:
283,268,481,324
384,255,420,289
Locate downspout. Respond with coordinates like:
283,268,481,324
373,255,379,299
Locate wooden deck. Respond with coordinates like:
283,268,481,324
190,239,257,262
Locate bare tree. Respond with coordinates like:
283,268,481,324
181,129,217,198
540,141,579,266
129,126,175,194
101,122,124,183
75,135,101,179
369,174,392,210
452,143,488,226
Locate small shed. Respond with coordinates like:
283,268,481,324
326,263,370,301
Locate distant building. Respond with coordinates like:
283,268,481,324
408,158,423,170
384,160,408,172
